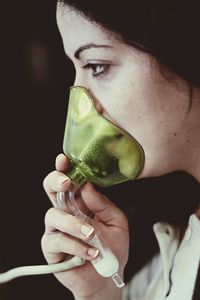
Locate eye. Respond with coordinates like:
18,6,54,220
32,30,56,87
82,63,110,78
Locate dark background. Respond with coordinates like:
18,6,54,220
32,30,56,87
1,1,200,299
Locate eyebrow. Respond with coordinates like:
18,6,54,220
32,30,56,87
74,43,113,59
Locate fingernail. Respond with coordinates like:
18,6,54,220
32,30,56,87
80,224,94,237
88,248,99,258
57,176,69,185
56,153,65,160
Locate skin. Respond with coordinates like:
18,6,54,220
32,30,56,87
41,4,200,300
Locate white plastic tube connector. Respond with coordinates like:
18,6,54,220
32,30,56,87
88,233,125,288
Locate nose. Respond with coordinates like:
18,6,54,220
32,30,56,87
73,75,78,87
73,72,89,89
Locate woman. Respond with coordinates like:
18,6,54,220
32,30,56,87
42,1,200,299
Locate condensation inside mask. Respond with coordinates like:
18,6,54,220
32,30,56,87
63,86,144,188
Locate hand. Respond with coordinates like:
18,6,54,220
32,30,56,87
41,154,129,299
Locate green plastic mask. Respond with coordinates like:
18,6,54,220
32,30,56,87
63,86,144,187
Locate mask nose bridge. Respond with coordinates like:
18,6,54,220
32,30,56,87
70,82,104,115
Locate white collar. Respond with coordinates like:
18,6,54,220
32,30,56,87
153,214,200,298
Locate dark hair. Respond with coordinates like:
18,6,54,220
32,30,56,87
59,0,200,89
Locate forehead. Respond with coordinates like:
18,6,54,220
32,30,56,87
56,4,119,54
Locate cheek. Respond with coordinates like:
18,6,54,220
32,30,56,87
98,83,156,140
98,83,179,154
96,66,158,136
99,93,145,147
93,62,188,151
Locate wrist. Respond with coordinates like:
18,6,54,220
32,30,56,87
75,287,122,300
74,276,124,300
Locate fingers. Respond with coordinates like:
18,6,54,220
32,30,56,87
80,182,126,226
44,207,95,239
43,153,73,205
43,170,72,205
55,153,70,172
43,153,126,229
41,232,99,262
42,207,99,263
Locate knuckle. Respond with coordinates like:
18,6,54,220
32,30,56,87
119,211,128,226
43,170,58,191
43,175,49,191
41,232,62,254
41,234,46,246
41,233,48,251
44,207,55,225
43,232,64,252
82,247,89,258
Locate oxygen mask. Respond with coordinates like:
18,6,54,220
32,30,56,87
63,85,144,187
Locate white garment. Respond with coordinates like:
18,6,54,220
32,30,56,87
122,214,200,300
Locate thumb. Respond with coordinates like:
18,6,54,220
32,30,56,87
80,182,125,225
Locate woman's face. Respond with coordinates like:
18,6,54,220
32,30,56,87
56,4,191,178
